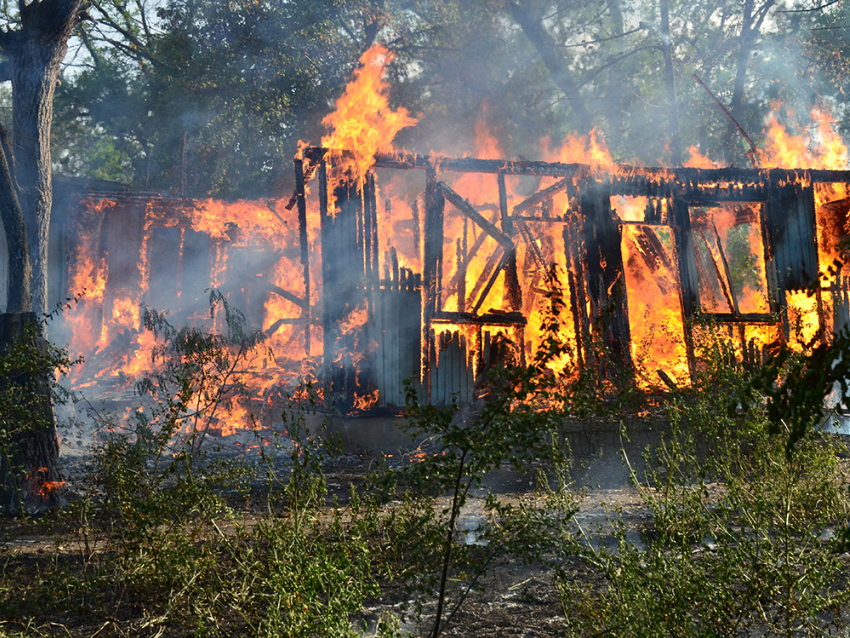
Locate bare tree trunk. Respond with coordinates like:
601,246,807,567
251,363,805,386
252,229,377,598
0,0,82,315
509,1,593,133
0,312,64,514
0,131,31,313
11,42,62,314
660,0,681,165
0,0,82,512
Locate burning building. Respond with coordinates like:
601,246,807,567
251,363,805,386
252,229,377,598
39,149,850,422
9,45,850,435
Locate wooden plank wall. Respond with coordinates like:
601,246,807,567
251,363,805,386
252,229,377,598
318,168,381,410
765,176,819,304
429,329,475,406
372,250,421,407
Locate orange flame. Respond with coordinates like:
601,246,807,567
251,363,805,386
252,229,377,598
762,107,848,170
684,145,718,169
320,44,418,189
351,388,379,411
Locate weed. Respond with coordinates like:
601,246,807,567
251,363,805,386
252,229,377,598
561,325,850,637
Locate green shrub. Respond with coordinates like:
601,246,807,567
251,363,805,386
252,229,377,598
561,329,850,637
41,295,381,636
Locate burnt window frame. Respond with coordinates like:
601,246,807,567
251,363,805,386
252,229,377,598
683,197,776,322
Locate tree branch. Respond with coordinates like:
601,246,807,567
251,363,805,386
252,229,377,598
557,26,643,48
89,0,159,66
509,1,592,131
776,0,839,12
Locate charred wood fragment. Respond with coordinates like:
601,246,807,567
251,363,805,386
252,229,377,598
434,310,525,326
422,167,444,394
466,246,504,313
472,249,511,315
512,176,572,217
498,171,522,312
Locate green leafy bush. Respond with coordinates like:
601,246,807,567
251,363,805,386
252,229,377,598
561,329,850,637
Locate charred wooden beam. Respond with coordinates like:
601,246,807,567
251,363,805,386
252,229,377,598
260,280,306,309
511,176,572,216
438,182,514,250
579,178,633,375
433,310,526,325
498,171,522,313
710,219,739,316
696,229,738,316
513,216,569,223
564,216,591,368
466,246,504,312
456,238,466,312
516,219,548,274
373,151,589,178
265,316,322,336
422,167,444,393
302,147,850,192
699,312,775,323
670,192,698,377
472,249,511,315
293,158,311,354
412,197,421,260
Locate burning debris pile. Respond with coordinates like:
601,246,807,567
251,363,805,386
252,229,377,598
55,45,850,435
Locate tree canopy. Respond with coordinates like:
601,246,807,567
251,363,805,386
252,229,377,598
51,0,850,198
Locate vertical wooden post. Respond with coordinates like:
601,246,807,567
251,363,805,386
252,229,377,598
670,190,699,379
318,159,333,378
579,177,633,377
293,158,311,355
423,166,444,397
498,171,522,312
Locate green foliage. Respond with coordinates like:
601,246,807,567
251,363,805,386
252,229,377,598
744,327,850,453
6,282,850,635
55,0,850,194
0,295,380,636
561,327,850,637
58,0,383,196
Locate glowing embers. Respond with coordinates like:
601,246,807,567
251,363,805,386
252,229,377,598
688,203,771,317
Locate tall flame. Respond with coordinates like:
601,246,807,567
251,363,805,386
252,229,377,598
320,44,418,187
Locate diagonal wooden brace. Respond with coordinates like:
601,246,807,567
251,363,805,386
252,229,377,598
438,182,514,250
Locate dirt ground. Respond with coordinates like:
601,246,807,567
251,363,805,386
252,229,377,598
322,452,650,638
7,419,847,638
1,433,653,638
